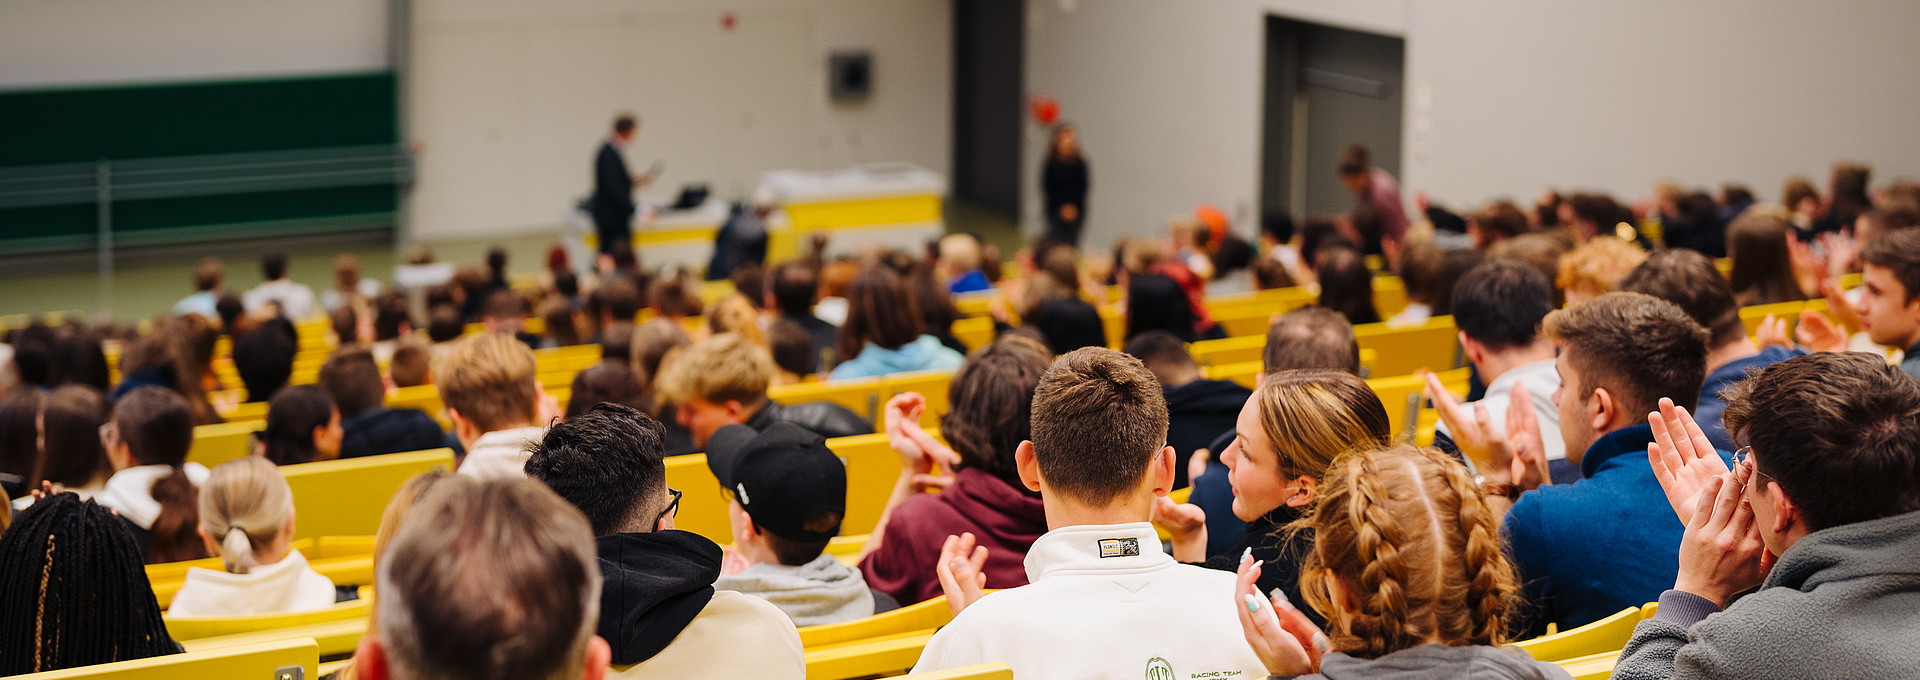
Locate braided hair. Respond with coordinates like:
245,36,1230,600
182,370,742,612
1299,444,1519,659
0,493,180,674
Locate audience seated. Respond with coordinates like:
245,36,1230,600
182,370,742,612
765,319,814,386
232,317,298,403
522,403,803,679
829,267,965,380
319,349,446,458
1616,352,1920,678
655,333,870,455
766,261,839,374
1234,445,1568,678
1431,259,1571,481
1157,370,1391,629
937,233,993,295
389,342,432,388
368,290,413,363
1447,292,1719,636
169,456,338,616
173,257,225,320
352,475,612,680
1313,245,1381,326
323,254,382,314
913,348,1265,677
258,385,343,465
1860,228,1920,381
565,362,650,419
1124,330,1250,488
861,335,1053,605
705,294,766,347
483,289,542,350
1620,249,1802,449
1726,209,1810,306
706,422,880,625
1557,236,1647,306
440,333,551,478
0,493,181,674
96,386,210,562
243,251,319,319
14,385,111,506
0,390,41,499
1124,263,1202,342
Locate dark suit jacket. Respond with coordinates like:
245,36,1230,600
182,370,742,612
592,141,634,224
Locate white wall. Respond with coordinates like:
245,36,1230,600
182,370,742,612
1025,0,1920,250
408,0,952,241
0,0,388,89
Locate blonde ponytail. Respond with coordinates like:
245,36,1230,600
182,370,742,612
198,457,294,575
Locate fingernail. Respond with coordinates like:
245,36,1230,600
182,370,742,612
1252,559,1264,572
1270,588,1296,611
1244,593,1262,613
1313,633,1331,653
1240,547,1253,564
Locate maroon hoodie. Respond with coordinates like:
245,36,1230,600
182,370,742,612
859,467,1048,605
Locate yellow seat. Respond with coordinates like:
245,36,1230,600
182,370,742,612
1513,606,1642,662
146,538,317,583
1738,297,1827,336
1190,335,1267,368
187,420,266,468
953,295,995,319
312,535,377,560
770,377,886,428
826,533,871,566
665,432,921,545
800,596,954,649
12,638,319,680
165,596,373,641
1370,368,1470,441
184,619,369,659
281,449,455,540
1201,348,1381,389
217,400,269,422
804,630,937,680
895,662,1014,679
535,343,603,373
951,316,997,352
1554,651,1621,680
384,384,448,428
661,453,735,544
1354,315,1460,378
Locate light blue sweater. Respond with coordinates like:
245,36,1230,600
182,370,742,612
828,335,965,380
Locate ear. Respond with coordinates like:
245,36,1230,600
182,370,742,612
1150,445,1176,496
1766,480,1800,536
1458,332,1484,367
724,400,749,423
1588,387,1617,434
1284,475,1318,508
108,441,134,471
283,505,299,543
582,636,613,680
356,634,391,680
1015,440,1044,492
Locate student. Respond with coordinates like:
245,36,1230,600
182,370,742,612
765,261,839,373
1123,330,1250,489
1336,144,1410,258
351,476,612,680
766,319,815,386
911,348,1266,678
0,389,42,499
257,385,343,466
318,350,444,459
1156,370,1390,629
1557,237,1646,306
232,318,298,403
1612,352,1920,679
937,233,993,295
322,254,383,314
1859,228,1920,380
18,385,112,507
1441,293,1719,636
482,289,542,350
705,294,766,347
860,335,1053,605
1725,210,1808,307
0,493,182,675
388,342,432,388
173,257,225,320
1233,445,1571,679
1428,259,1570,481
829,267,965,380
1262,307,1362,377
565,362,649,419
94,386,210,563
439,333,553,479
706,423,879,625
1619,249,1802,449
522,404,803,679
243,251,319,319
1314,245,1381,326
655,333,870,454
168,457,337,616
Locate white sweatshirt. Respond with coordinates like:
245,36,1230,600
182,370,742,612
913,522,1268,680
95,463,211,529
456,426,547,480
167,549,338,617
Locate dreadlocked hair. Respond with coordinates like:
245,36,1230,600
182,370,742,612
0,493,180,674
1298,444,1519,660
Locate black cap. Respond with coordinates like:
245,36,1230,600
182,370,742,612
704,423,847,542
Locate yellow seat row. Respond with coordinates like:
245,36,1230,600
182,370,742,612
768,369,955,429
665,431,924,544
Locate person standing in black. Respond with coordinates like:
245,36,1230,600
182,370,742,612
592,114,651,254
1040,123,1089,248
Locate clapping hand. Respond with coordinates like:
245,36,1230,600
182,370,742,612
884,393,959,491
1235,552,1324,676
1794,308,1849,353
936,532,989,617
1672,470,1771,608
1646,398,1732,524
1425,373,1549,490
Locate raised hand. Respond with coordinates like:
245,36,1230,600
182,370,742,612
1188,448,1213,488
1151,495,1209,563
1819,278,1864,335
1235,553,1320,676
1504,380,1550,490
1794,308,1848,353
1647,398,1731,524
1672,471,1770,608
936,532,989,617
884,392,960,474
1426,371,1491,466
1753,313,1792,350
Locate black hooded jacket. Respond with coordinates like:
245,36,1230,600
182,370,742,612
595,531,723,665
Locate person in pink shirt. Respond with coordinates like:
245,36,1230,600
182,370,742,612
1337,144,1410,262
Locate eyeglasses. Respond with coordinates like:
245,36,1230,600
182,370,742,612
1732,447,1775,489
98,422,117,448
651,488,682,531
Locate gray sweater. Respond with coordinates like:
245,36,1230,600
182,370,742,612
1611,508,1920,679
713,553,874,627
1275,645,1571,680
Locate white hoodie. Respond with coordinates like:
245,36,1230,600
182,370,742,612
167,548,338,617
913,522,1267,679
95,463,211,529
456,426,547,480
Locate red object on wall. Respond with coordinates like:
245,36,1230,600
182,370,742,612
721,12,737,31
1029,96,1059,126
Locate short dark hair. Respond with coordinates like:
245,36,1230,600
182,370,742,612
1474,201,1530,242
769,261,821,317
1314,246,1380,326
601,279,643,322
261,251,289,281
485,248,508,279
113,386,193,467
613,114,637,135
261,385,334,466
1721,352,1920,531
1027,348,1169,506
1337,144,1371,177
390,343,431,388
1122,330,1196,378
319,349,385,416
193,258,224,292
483,289,525,321
427,304,465,343
729,263,765,310
767,319,815,377
524,403,668,536
1261,211,1296,245
372,291,412,341
1264,307,1360,376
1452,259,1554,351
232,319,298,403
1862,227,1920,304
1544,292,1709,415
564,363,650,419
1618,249,1745,349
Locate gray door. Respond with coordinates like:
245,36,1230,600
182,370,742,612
1262,17,1405,219
952,0,1024,218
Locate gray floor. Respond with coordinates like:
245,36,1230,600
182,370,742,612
0,200,1024,324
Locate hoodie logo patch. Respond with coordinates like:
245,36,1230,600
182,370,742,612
1098,537,1140,558
1145,657,1174,680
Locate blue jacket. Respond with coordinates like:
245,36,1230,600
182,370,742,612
827,335,965,381
1503,424,1731,636
1695,345,1801,451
